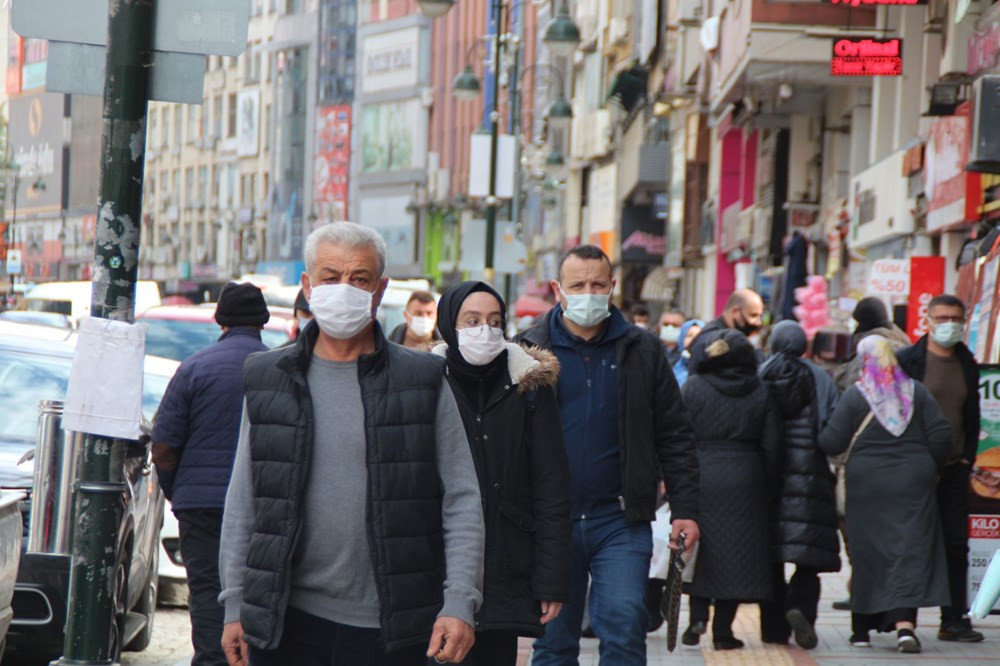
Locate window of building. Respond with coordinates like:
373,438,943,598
161,108,169,146
173,106,182,148
228,93,237,137
185,168,194,206
188,104,200,142
226,165,237,207
212,95,223,138
198,166,208,203
149,111,157,145
263,104,271,151
172,170,179,200
211,165,220,201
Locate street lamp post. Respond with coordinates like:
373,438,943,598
429,0,580,285
6,170,18,306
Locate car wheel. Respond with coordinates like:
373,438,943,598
125,547,158,652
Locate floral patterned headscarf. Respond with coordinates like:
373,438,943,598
856,335,914,437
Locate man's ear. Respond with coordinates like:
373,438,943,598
371,276,390,311
301,272,312,300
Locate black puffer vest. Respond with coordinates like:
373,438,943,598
240,322,447,650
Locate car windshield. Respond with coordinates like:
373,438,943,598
0,350,169,442
141,319,287,361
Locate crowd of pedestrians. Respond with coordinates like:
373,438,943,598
150,222,988,666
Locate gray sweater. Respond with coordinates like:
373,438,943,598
218,358,485,629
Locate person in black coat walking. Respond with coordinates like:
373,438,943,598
681,329,781,650
757,321,841,649
434,281,572,666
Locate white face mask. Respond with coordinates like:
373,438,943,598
559,286,611,328
408,316,436,338
308,283,374,340
930,321,963,348
660,325,680,344
458,325,506,366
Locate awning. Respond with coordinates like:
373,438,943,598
640,266,680,302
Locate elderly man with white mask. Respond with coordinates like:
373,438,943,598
219,222,485,666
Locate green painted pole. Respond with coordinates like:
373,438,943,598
56,0,153,663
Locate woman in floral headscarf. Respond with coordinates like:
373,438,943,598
819,336,952,654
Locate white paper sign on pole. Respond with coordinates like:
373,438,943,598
468,133,515,199
5,250,22,275
63,317,148,440
866,259,910,296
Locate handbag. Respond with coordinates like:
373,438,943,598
835,410,874,516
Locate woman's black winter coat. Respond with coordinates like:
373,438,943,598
434,342,571,637
762,357,841,572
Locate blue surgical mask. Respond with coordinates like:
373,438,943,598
931,321,963,349
559,286,611,328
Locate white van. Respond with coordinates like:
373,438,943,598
24,281,162,323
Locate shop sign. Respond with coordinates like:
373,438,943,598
866,258,909,296
926,103,978,232
968,23,1000,77
829,0,925,5
969,366,1000,611
361,28,420,94
905,256,945,341
831,38,903,77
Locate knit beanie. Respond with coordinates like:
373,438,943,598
852,296,890,334
215,282,270,328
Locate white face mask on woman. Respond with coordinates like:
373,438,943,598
458,325,506,366
308,283,374,339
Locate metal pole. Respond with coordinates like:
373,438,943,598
506,2,525,307
483,0,505,284
57,0,153,663
9,172,17,305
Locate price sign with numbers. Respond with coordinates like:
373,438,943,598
969,365,1000,612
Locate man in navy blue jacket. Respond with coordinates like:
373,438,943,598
519,245,700,665
152,282,270,666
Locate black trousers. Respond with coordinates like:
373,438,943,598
461,630,518,666
689,596,739,639
248,606,428,665
938,462,971,622
176,509,228,666
759,564,822,642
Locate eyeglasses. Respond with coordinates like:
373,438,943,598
930,315,965,324
458,324,504,338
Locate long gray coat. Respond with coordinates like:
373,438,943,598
818,384,952,615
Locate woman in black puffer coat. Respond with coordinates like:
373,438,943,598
433,281,571,666
758,321,841,650
681,329,781,650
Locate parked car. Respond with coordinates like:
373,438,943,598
23,281,162,324
0,311,72,330
156,505,188,607
0,324,176,662
138,305,293,362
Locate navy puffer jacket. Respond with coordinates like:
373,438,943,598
152,327,269,510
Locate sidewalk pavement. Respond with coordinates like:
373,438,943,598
515,564,1000,665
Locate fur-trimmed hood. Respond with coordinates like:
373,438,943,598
431,342,559,393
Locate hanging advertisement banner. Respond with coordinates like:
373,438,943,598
866,258,910,296
969,256,999,360
905,256,945,342
969,365,1000,612
926,103,981,231
314,105,351,222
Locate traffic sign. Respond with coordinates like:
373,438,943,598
47,42,205,104
6,250,22,276
13,0,249,56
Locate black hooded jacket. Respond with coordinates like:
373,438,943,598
435,282,571,636
896,335,980,464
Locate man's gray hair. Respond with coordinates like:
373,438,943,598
304,222,387,276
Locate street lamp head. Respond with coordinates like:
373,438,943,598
453,65,482,101
543,1,581,58
545,148,565,167
547,95,573,130
417,0,455,18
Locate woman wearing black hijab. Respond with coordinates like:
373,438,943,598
680,329,781,650
433,281,571,666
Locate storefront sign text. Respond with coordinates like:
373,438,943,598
831,38,903,77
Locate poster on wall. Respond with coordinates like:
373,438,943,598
970,256,1000,361
237,89,260,157
969,366,1000,612
905,256,945,342
314,105,351,222
361,99,422,173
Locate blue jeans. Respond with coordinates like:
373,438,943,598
532,511,652,666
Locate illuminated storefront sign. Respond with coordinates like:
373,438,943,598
831,38,903,77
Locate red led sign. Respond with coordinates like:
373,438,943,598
831,38,903,77
829,0,926,6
